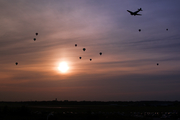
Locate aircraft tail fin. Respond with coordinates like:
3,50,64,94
138,8,142,11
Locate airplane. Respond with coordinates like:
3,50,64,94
127,8,142,16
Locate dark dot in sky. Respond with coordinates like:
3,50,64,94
90,59,92,61
99,52,102,55
34,38,36,41
166,29,168,31
139,29,141,32
36,33,38,36
15,62,18,65
157,63,159,66
75,44,77,47
79,57,82,59
83,48,86,51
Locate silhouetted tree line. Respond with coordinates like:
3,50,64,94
0,100,179,106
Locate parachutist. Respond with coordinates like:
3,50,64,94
83,48,86,51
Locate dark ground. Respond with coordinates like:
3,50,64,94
0,101,180,120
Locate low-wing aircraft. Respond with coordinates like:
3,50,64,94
127,8,142,16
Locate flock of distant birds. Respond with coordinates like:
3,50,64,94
15,8,170,66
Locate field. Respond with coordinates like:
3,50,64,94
0,101,180,120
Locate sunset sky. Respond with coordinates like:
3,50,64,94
1,0,180,101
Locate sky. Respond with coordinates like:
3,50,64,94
1,0,180,101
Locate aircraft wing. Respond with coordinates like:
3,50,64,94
127,10,133,14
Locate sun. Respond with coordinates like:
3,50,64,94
58,62,69,73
